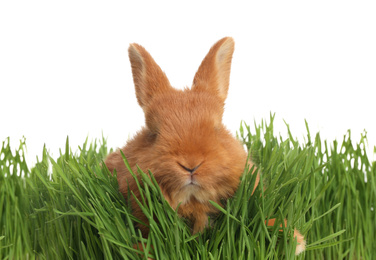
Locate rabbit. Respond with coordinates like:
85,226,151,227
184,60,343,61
105,37,305,255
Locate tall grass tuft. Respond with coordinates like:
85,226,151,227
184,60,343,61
1,116,375,259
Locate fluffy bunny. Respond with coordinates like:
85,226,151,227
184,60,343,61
105,37,305,255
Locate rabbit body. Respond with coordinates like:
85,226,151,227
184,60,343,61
105,91,249,234
105,37,252,235
105,37,305,255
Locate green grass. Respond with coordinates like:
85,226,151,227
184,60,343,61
1,115,375,259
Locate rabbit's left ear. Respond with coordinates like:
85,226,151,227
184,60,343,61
128,43,172,111
192,37,235,103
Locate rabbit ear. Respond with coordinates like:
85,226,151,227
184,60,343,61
192,37,235,103
128,43,172,110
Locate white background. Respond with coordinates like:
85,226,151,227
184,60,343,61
1,1,375,166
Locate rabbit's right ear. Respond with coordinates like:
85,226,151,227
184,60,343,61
128,43,172,110
192,37,235,104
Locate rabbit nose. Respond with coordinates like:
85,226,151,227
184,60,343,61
179,162,202,175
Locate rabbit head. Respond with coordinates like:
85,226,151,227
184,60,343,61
105,37,253,234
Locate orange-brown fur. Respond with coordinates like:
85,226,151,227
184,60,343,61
105,37,305,255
